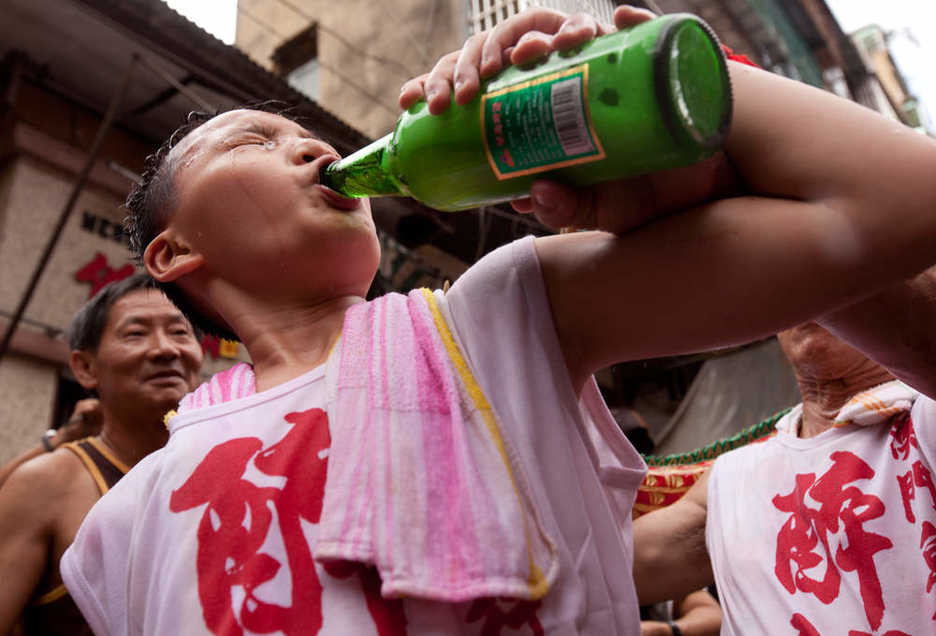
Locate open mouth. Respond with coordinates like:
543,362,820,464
317,184,361,210
312,155,361,211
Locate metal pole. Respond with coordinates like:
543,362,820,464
0,55,138,365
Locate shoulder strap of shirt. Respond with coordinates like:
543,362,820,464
61,437,129,495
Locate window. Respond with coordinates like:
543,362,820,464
272,23,320,100
468,0,523,34
468,0,616,34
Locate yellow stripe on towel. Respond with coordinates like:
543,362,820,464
419,288,548,599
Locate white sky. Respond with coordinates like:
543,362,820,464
824,0,936,129
164,0,236,44
165,0,935,128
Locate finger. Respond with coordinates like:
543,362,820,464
551,12,601,51
399,74,428,110
509,31,554,66
613,5,657,30
480,8,569,77
423,50,461,114
528,180,595,230
453,32,488,106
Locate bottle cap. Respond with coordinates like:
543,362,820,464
655,16,733,150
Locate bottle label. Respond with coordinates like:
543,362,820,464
482,64,605,180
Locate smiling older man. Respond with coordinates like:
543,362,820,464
0,274,203,635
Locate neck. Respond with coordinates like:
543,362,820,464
97,405,170,467
226,294,365,392
795,365,894,438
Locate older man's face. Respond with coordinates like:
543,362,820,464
82,289,203,415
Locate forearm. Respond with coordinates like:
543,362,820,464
633,502,712,604
0,474,53,632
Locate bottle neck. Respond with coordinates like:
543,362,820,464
321,134,402,198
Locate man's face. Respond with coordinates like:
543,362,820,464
78,289,203,415
163,110,380,299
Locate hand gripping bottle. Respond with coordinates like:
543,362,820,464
322,14,732,212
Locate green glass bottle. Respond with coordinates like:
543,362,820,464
322,13,732,212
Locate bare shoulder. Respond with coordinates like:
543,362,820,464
0,447,91,516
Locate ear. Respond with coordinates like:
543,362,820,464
70,350,99,391
144,229,204,283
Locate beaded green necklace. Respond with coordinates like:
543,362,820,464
642,407,792,467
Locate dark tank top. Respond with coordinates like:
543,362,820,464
23,437,127,635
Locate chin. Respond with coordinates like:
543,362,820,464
143,388,189,410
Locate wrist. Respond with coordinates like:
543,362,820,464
668,620,683,636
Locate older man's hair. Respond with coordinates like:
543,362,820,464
68,274,167,351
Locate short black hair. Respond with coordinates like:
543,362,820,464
123,102,312,341
68,274,163,351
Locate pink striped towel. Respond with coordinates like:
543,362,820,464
173,289,558,602
177,360,255,412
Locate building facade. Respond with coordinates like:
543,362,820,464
0,0,376,463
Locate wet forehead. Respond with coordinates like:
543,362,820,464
170,109,324,164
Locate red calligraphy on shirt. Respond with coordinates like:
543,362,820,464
773,451,893,631
465,598,544,636
889,412,918,460
897,460,936,524
922,522,936,599
792,612,911,636
169,408,406,636
790,613,820,636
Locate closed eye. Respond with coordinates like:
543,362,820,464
224,134,269,149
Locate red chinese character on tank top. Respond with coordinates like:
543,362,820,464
773,451,893,631
792,612,911,636
169,408,406,636
889,412,919,460
465,598,544,635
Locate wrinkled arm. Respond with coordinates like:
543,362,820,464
633,471,713,604
0,462,56,632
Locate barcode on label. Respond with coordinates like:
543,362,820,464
550,77,594,156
